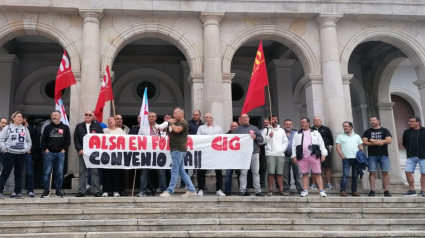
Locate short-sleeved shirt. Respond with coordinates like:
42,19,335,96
362,127,392,156
335,132,363,159
169,119,189,152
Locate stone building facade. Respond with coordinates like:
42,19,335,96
1,0,424,188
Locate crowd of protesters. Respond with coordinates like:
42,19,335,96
0,108,424,199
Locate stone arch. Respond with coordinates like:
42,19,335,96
0,20,80,71
390,86,423,120
340,27,425,81
102,23,202,74
113,68,184,106
374,53,407,103
222,25,321,75
15,66,70,104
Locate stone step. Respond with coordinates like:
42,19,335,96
0,218,424,233
1,230,425,238
0,207,424,221
1,197,424,210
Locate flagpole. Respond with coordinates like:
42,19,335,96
132,170,136,196
112,100,116,117
267,84,273,151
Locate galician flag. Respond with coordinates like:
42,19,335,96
55,50,76,125
139,87,149,127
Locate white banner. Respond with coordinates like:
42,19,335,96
83,134,253,169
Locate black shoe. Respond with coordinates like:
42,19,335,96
119,191,128,197
368,190,375,197
179,185,185,189
149,188,156,196
55,190,64,198
255,192,265,197
40,190,50,198
224,192,231,196
94,192,102,197
244,192,250,196
75,192,85,197
238,192,245,196
384,191,392,197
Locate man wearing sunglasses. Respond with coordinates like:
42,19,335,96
74,110,104,197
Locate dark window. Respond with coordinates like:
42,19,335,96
136,82,156,99
231,82,244,101
45,81,64,99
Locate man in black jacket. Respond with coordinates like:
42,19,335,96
402,116,425,197
74,110,104,197
22,114,38,198
40,110,70,198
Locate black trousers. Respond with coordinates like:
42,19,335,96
102,169,125,193
0,153,25,194
259,153,267,187
197,169,223,191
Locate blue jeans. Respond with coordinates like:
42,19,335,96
340,159,359,192
25,153,34,193
405,157,425,174
166,151,195,194
140,169,167,193
43,152,65,191
225,169,240,193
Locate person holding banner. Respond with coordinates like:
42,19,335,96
233,113,265,197
74,111,104,197
196,112,226,196
160,108,197,198
225,121,240,196
137,112,167,197
40,110,70,198
102,116,126,197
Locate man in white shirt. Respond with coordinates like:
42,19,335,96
196,112,225,196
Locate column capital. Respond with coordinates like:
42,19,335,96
189,73,204,85
0,54,20,65
300,74,322,87
413,78,425,89
222,73,235,84
79,9,104,24
315,13,343,29
268,59,295,70
199,12,225,27
375,102,395,110
342,74,353,85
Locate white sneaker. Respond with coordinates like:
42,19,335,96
102,192,108,197
181,191,197,198
309,184,318,189
326,183,335,189
300,190,309,197
86,184,91,191
216,189,226,196
113,192,120,197
160,191,172,198
319,191,327,197
198,190,204,196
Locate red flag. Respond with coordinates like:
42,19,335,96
241,39,269,114
55,50,76,102
94,65,114,122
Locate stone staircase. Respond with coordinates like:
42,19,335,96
0,190,425,238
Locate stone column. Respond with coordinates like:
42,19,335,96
189,73,204,116
302,74,324,120
79,9,104,114
316,13,346,179
376,102,404,185
413,78,425,120
223,73,235,128
180,61,192,121
68,71,81,178
293,103,303,123
342,74,354,122
353,104,368,134
268,59,296,121
0,55,19,117
200,12,225,128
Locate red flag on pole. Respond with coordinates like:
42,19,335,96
55,50,76,102
94,65,114,122
241,39,269,114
